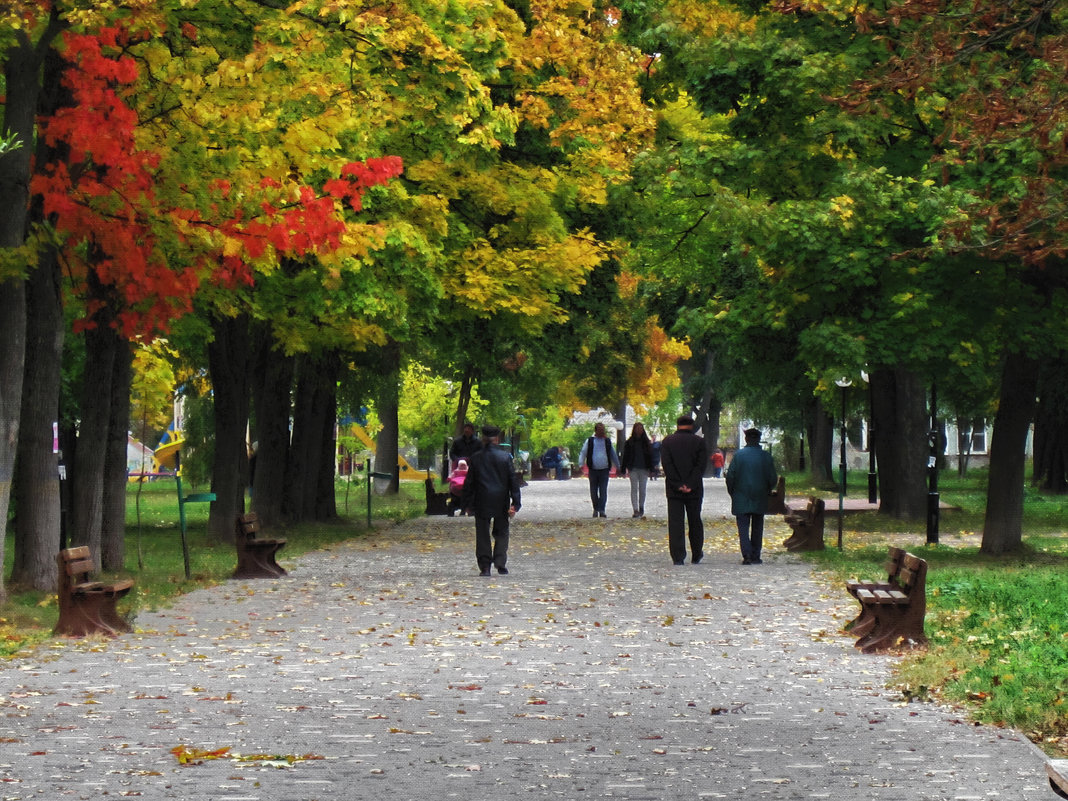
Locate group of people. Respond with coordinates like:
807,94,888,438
448,418,779,576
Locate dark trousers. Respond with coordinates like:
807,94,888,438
735,513,764,561
667,495,704,563
475,513,510,570
587,468,610,513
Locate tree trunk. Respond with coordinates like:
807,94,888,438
805,396,834,486
10,39,79,590
207,313,251,542
286,353,338,522
376,352,402,494
453,363,476,436
982,353,1038,554
101,339,132,570
1032,356,1068,493
12,249,64,591
71,310,119,565
0,21,62,601
315,367,339,521
250,325,293,529
869,367,928,519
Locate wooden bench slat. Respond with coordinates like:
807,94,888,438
65,559,96,576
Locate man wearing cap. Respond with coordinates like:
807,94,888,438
462,424,522,576
725,427,779,564
660,415,708,565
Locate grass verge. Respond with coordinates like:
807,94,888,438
0,477,425,659
787,469,1068,756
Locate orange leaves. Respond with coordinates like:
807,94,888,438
171,745,325,766
171,745,230,764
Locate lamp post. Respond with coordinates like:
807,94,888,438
834,377,852,550
927,382,940,544
861,370,877,504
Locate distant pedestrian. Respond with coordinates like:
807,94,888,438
450,422,483,469
578,422,620,517
710,448,725,478
621,422,653,518
541,445,568,480
660,416,708,565
725,428,778,565
462,425,522,576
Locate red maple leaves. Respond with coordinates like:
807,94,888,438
32,26,403,338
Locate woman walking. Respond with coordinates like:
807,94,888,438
621,422,653,518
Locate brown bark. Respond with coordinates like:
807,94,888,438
869,367,929,520
250,325,294,529
206,313,251,542
982,354,1039,554
101,340,132,570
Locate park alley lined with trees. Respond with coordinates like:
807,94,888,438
2,0,1067,601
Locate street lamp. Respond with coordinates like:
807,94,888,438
861,370,877,504
927,382,940,544
834,377,852,550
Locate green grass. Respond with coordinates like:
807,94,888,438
0,476,425,658
783,468,1068,756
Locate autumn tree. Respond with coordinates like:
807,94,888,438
843,0,1068,552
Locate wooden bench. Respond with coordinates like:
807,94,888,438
529,460,551,480
844,547,907,638
425,477,450,515
782,496,826,551
233,512,288,579
1047,760,1068,798
849,549,928,653
53,546,134,637
767,475,788,515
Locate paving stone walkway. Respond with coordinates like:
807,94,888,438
0,478,1053,800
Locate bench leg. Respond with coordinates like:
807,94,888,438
54,593,128,638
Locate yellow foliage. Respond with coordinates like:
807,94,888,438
627,318,690,412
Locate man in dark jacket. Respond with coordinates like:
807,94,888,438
660,416,708,565
449,422,483,469
462,425,522,576
725,427,778,564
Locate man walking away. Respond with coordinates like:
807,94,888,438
725,427,778,565
660,416,708,565
462,425,522,576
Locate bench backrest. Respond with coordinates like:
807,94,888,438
57,546,96,592
884,547,907,580
236,512,260,540
898,553,928,594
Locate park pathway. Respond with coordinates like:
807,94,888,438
0,477,1053,799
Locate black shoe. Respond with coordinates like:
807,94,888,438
751,557,763,564
742,558,752,565
479,568,492,577
592,511,600,518
673,560,685,565
599,511,607,518
691,554,702,564
497,566,508,575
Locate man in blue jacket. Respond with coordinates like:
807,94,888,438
725,428,778,565
462,425,522,576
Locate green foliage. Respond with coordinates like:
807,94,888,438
179,390,215,489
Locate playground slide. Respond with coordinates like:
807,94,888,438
344,424,422,480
